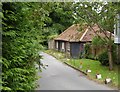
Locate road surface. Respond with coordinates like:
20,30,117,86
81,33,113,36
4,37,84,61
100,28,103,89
36,52,114,90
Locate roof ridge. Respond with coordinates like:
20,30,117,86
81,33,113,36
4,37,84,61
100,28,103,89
80,28,88,41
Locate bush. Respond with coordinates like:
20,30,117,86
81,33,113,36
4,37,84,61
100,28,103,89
83,43,91,58
2,3,44,91
87,54,98,60
98,50,109,66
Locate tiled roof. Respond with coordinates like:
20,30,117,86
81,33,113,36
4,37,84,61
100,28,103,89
79,25,114,42
55,24,114,42
54,24,80,41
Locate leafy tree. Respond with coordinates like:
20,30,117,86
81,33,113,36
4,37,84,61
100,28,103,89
47,2,74,33
92,36,106,47
42,2,75,45
73,2,120,70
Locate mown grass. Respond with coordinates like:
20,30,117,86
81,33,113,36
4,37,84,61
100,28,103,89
67,59,119,88
45,50,119,89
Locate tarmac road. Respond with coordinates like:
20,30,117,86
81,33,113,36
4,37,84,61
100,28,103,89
36,52,115,90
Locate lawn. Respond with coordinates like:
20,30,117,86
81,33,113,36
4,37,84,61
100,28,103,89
45,50,119,89
67,59,119,88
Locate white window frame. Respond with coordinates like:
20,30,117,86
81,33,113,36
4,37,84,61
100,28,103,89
62,42,64,50
56,41,58,49
67,42,70,51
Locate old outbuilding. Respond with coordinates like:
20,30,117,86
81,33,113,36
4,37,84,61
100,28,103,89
52,24,114,58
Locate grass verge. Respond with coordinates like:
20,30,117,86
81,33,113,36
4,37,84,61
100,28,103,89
67,59,119,89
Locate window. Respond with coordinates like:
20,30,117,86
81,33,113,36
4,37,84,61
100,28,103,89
56,41,58,49
62,42,64,49
67,42,70,52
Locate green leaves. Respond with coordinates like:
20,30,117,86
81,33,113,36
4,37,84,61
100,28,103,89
2,58,10,69
74,2,119,70
92,36,106,46
2,67,37,91
2,86,11,91
3,30,16,37
2,2,44,91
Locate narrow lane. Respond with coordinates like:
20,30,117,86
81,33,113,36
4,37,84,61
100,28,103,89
36,52,114,90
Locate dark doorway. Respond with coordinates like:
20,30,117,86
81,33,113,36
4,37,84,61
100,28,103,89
70,42,80,58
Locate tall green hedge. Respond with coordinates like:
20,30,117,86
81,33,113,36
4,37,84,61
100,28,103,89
2,3,45,91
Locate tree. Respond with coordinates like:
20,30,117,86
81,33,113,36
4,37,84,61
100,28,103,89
2,2,52,91
42,2,75,45
73,2,120,70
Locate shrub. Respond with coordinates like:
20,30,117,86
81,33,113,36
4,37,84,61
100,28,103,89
98,50,109,66
2,3,44,91
87,54,98,60
83,43,91,58
79,52,84,58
